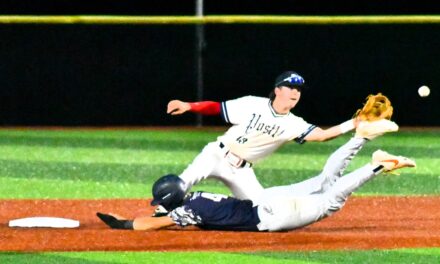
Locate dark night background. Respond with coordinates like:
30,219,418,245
0,0,438,126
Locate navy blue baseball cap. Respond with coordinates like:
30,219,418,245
274,71,306,89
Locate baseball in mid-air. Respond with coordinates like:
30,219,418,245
418,85,430,97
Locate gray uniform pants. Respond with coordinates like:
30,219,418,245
255,137,383,231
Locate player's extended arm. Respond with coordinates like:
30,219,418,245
167,100,221,115
96,212,175,231
304,119,357,142
133,215,175,230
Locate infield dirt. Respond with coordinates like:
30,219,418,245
1,197,440,251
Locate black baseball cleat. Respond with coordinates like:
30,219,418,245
152,205,169,217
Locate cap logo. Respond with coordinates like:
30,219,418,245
283,73,304,85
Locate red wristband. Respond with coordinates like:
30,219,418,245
189,101,221,115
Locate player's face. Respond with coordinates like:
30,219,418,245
275,86,302,110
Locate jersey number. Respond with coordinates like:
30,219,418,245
236,136,248,144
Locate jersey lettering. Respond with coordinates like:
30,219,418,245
245,113,284,138
245,113,261,133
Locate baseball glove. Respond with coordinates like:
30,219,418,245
354,93,393,121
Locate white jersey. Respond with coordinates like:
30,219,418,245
218,96,315,163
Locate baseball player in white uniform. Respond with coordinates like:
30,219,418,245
165,71,372,205
97,129,415,231
253,129,413,231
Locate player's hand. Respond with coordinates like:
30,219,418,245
167,100,191,115
96,212,134,229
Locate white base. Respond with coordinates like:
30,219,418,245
9,217,80,228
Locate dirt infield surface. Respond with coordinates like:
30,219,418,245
1,196,440,252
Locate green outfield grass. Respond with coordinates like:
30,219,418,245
0,128,439,263
2,249,440,263
0,128,438,198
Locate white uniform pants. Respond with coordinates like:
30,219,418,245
256,137,384,231
179,142,264,201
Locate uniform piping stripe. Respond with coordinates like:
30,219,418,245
294,125,317,144
221,102,230,123
268,100,289,117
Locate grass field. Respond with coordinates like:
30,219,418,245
1,127,439,263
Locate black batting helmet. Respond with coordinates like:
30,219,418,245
150,174,186,211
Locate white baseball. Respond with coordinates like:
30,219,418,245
418,85,430,97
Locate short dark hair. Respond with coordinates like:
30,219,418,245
269,90,276,101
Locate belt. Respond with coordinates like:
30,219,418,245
219,142,252,168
